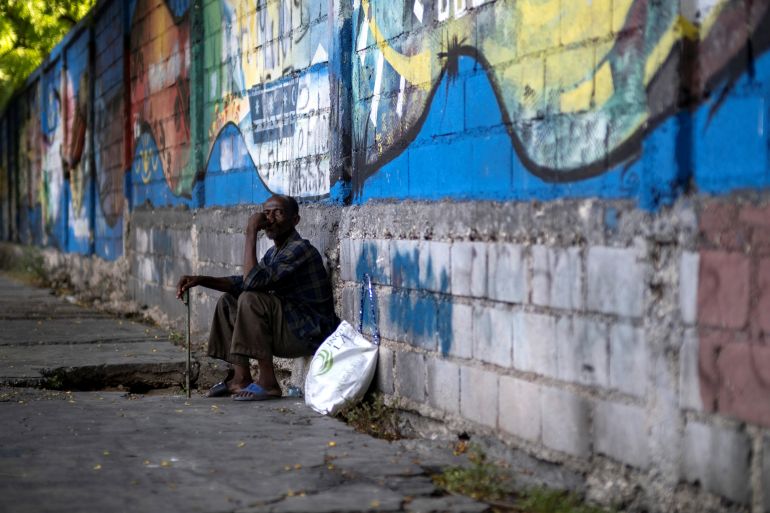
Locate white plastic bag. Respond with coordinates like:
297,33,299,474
305,275,379,415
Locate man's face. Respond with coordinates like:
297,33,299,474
262,196,297,240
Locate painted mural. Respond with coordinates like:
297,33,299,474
64,30,93,254
202,0,333,201
40,59,67,248
17,84,44,245
93,0,126,259
129,0,192,203
352,0,770,200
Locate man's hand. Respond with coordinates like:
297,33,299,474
247,211,270,235
176,275,201,299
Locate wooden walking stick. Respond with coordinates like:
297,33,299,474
182,289,191,399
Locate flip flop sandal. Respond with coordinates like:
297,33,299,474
233,383,281,401
207,381,231,397
207,369,235,397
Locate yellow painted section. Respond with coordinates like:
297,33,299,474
516,0,561,55
592,59,615,108
559,0,617,43
612,0,635,33
361,0,432,90
643,16,700,86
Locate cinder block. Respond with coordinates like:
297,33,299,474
354,238,391,285
498,376,541,442
697,251,750,329
172,231,194,262
541,387,591,457
531,245,583,310
513,312,557,378
340,238,354,282
472,304,513,368
679,251,699,325
376,345,394,395
395,350,425,403
609,323,648,398
678,329,702,411
683,420,751,505
391,239,420,289
136,256,160,284
555,316,609,387
594,401,650,470
448,302,473,359
451,241,487,298
427,356,460,414
757,258,770,333
134,227,149,253
487,243,527,304
378,290,410,344
460,366,498,429
587,246,646,317
340,285,359,327
419,241,451,293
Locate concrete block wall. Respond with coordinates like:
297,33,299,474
2,1,770,512
126,203,340,346
338,198,770,511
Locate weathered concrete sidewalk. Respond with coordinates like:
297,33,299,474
0,273,187,390
0,273,489,513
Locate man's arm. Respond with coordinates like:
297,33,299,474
243,211,269,281
176,275,239,299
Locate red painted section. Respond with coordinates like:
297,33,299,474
697,200,770,428
697,251,750,329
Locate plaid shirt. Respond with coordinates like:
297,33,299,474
230,230,338,348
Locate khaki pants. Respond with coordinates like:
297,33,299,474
207,291,309,366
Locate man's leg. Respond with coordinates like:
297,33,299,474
208,293,253,392
230,291,291,397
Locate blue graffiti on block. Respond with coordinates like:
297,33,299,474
355,240,455,354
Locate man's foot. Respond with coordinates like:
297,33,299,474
233,383,282,401
207,369,236,397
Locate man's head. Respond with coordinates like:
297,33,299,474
262,194,300,241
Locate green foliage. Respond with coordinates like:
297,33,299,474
0,0,96,111
517,487,611,513
433,446,512,502
335,393,402,441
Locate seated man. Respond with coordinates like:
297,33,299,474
176,194,339,400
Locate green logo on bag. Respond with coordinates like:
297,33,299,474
317,349,334,375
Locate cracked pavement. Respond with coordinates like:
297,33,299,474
0,273,489,513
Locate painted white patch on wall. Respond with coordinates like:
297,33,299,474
454,0,467,18
357,13,369,67
681,0,723,23
210,73,218,100
437,0,450,21
396,75,406,118
239,69,332,197
220,133,235,171
370,51,385,127
311,43,329,65
148,41,182,94
413,0,424,23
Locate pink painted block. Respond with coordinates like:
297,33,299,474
715,342,770,428
697,251,750,329
756,258,770,334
